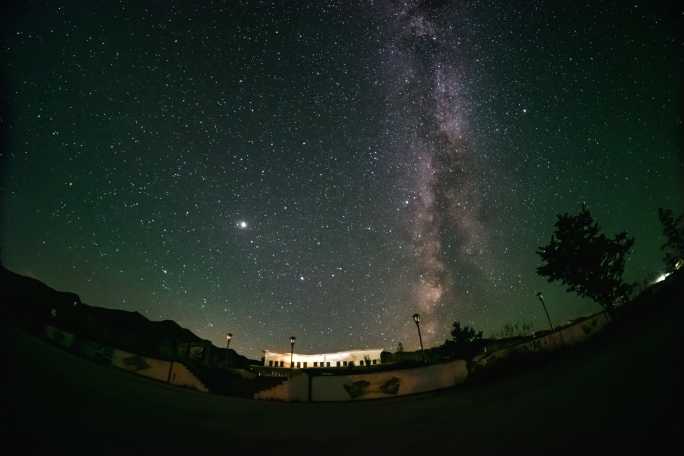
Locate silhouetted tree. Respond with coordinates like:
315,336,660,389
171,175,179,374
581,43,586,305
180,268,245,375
658,208,684,272
497,321,533,338
442,321,483,360
537,206,635,312
396,341,404,353
450,321,483,344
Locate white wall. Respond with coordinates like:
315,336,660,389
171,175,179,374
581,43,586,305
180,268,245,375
254,371,309,401
558,312,610,345
312,359,468,401
111,349,209,392
44,325,208,393
169,362,209,392
474,312,611,369
254,359,468,402
112,349,170,379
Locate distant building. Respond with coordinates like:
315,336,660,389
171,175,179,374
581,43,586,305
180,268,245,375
263,348,383,369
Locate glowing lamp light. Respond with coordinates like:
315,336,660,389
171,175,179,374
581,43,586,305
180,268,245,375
289,336,296,369
412,313,421,324
653,272,671,284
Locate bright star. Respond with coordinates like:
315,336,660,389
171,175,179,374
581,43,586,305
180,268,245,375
237,220,248,229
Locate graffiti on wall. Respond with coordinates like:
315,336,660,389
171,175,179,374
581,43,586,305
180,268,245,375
473,312,611,371
43,325,208,393
45,326,76,349
343,376,402,399
122,355,151,371
77,339,114,365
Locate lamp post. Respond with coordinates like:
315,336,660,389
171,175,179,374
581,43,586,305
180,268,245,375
225,332,232,349
536,292,554,332
290,336,296,368
412,313,426,363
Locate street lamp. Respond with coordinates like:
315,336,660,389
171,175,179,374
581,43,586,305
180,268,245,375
412,313,426,363
225,332,232,349
290,336,296,368
536,292,554,332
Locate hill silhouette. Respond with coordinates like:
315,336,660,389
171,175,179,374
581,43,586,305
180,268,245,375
1,265,254,367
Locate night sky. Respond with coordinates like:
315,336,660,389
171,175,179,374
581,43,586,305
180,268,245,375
1,1,681,358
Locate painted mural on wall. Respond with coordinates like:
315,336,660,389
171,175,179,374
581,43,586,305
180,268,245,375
324,360,467,401
343,376,401,399
121,354,151,371
343,380,370,398
189,345,206,361
380,377,401,395
473,312,611,370
44,324,208,393
77,339,114,365
45,326,76,349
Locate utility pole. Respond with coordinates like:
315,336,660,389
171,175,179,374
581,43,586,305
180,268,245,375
536,292,554,331
412,313,426,363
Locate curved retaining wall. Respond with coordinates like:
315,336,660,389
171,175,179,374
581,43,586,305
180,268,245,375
44,325,208,392
44,310,611,401
255,312,613,402
254,359,468,402
474,312,611,369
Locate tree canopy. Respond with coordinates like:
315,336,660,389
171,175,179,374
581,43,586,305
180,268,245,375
658,208,684,272
441,321,483,360
537,206,635,311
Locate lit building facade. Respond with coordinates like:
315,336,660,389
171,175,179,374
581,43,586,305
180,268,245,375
263,348,383,369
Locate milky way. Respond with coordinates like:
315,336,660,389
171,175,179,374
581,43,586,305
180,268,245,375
380,1,492,342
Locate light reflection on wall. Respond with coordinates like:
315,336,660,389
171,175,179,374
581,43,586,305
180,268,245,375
263,348,383,369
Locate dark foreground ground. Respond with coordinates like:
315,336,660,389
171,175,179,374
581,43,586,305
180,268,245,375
4,283,681,455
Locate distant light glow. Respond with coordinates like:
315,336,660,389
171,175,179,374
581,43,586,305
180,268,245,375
237,220,248,229
653,272,671,284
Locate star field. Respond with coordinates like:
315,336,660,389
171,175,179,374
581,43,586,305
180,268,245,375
1,1,681,358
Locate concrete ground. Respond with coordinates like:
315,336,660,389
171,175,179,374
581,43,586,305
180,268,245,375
4,290,680,455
